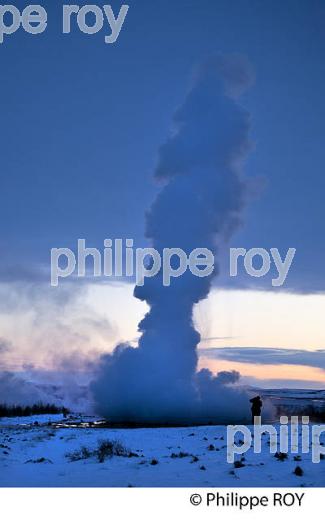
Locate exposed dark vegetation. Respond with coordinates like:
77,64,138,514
274,452,288,461
170,451,191,458
25,457,53,464
294,466,304,476
0,403,69,418
66,439,139,463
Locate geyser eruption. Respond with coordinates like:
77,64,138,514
92,55,255,424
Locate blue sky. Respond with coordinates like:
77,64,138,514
1,0,325,290
1,0,325,387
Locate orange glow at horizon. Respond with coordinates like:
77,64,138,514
199,356,325,384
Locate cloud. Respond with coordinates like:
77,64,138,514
0,338,11,353
0,280,117,370
200,346,325,371
0,371,47,406
0,367,92,410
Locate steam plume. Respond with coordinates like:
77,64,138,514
91,55,255,424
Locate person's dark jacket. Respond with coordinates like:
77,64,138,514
250,396,262,416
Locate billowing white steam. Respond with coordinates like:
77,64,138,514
91,55,255,424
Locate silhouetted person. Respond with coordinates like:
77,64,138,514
250,395,262,424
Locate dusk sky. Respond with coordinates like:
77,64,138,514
1,0,325,389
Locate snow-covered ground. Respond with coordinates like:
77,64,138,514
1,414,325,487
0,414,65,427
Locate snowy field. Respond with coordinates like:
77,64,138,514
1,413,325,487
